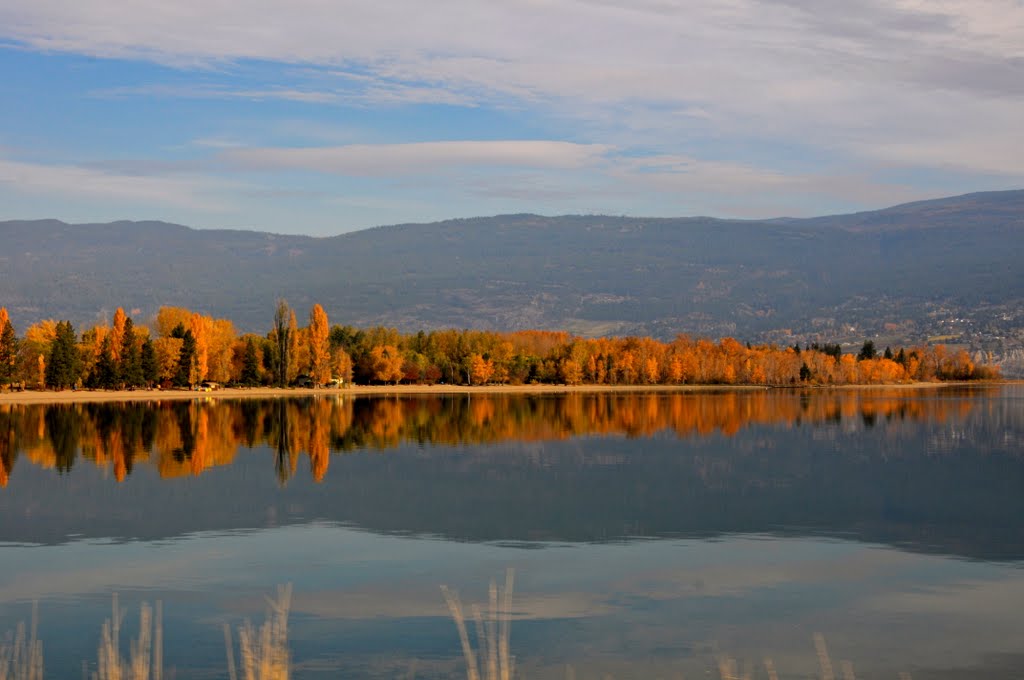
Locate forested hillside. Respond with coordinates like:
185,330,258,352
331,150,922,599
1,191,1022,348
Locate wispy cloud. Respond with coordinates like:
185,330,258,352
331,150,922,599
0,157,235,210
221,141,614,176
4,0,1019,182
94,83,344,104
0,0,1021,229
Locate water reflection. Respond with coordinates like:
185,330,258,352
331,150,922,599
1,387,1022,561
0,387,1002,486
1,387,1023,678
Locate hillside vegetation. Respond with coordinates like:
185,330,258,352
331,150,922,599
1,191,1022,345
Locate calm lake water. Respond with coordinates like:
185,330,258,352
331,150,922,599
1,386,1022,678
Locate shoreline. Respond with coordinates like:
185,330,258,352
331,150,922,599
0,381,1007,405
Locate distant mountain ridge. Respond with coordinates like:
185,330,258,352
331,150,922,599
1,190,1022,352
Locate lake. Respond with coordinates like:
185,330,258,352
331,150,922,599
1,386,1022,678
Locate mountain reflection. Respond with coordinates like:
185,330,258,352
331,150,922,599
1,387,1022,560
0,388,994,486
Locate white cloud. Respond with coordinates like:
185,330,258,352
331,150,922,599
221,140,613,175
5,1,1023,105
95,84,344,104
0,157,234,210
1,0,1022,216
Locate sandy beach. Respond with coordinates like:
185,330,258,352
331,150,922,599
0,380,998,405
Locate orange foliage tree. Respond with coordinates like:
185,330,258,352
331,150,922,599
369,345,404,384
308,304,331,385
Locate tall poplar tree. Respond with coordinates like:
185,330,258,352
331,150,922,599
190,313,210,383
110,307,127,363
273,300,291,387
287,309,299,384
308,303,331,386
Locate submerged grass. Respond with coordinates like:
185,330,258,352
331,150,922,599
0,603,42,680
224,583,292,680
91,593,162,680
441,568,516,680
2,580,924,679
715,633,915,680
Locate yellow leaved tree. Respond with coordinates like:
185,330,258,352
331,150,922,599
308,304,331,386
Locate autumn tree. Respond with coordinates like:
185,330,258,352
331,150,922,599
199,318,236,384
665,355,684,384
155,306,193,338
153,336,183,384
331,347,353,384
559,358,583,385
369,345,404,384
614,348,637,384
308,304,331,386
78,324,107,384
468,353,495,385
190,312,211,383
110,307,127,363
16,320,56,386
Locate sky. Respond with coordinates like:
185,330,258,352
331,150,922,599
0,0,1022,236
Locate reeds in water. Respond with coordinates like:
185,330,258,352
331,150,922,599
441,568,515,680
0,603,43,680
3,588,924,680
91,594,163,680
224,583,292,680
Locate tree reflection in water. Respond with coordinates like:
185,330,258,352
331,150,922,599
0,388,993,486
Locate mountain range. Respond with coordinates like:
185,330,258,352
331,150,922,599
1,190,1022,353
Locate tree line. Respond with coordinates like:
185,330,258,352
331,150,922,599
0,302,1000,391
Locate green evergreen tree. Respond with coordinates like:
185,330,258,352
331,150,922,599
140,338,159,386
119,317,144,387
883,346,894,361
241,337,261,386
173,330,197,387
857,340,877,361
0,320,17,385
799,363,812,382
90,335,118,389
45,321,81,389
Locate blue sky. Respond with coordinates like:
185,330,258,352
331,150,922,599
1,0,1022,235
